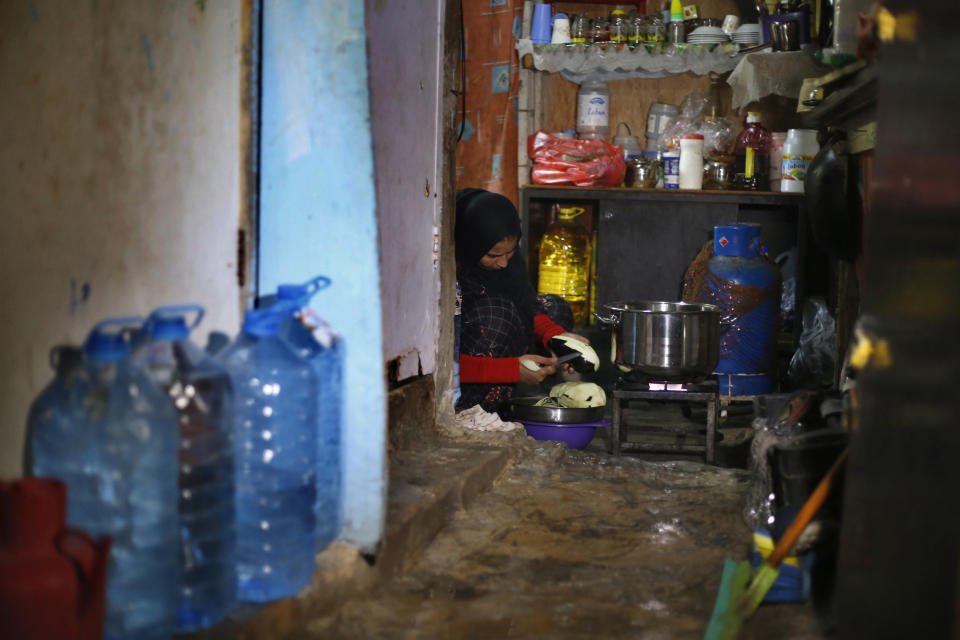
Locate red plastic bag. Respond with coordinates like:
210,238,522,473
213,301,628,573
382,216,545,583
528,131,626,187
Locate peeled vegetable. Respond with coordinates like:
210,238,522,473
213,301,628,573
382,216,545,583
548,335,599,373
548,382,606,408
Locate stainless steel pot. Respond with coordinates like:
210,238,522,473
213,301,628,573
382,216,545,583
625,156,661,188
594,301,720,381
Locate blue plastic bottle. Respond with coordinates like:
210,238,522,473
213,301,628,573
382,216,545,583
273,276,344,551
30,317,180,640
219,309,318,601
24,345,86,475
132,305,237,631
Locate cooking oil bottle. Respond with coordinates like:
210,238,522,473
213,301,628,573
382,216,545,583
538,206,592,328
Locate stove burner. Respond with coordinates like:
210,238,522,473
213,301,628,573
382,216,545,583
647,382,687,392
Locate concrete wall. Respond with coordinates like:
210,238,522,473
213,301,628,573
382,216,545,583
0,1,246,477
258,1,386,552
366,0,446,382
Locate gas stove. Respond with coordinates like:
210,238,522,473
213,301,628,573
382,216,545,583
610,377,719,463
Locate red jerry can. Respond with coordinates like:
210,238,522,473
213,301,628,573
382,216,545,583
0,478,111,640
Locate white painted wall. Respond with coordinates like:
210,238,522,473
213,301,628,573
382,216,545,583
367,0,446,381
0,1,245,477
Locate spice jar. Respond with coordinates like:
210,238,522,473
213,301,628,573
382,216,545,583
571,13,591,44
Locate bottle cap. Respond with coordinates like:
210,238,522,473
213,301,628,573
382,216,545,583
84,316,143,362
242,309,280,337
143,304,205,342
149,316,189,341
670,0,684,21
558,207,585,220
746,111,762,123
680,133,704,139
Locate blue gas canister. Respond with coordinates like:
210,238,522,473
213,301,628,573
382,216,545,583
700,224,782,395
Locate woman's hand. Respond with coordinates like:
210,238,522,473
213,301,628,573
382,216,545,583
518,355,557,385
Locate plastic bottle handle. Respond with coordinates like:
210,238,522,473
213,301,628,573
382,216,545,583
145,304,206,332
302,275,332,296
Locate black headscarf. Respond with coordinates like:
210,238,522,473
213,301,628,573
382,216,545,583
455,188,538,330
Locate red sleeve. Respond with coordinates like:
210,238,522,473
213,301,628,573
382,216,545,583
533,313,566,349
459,354,520,383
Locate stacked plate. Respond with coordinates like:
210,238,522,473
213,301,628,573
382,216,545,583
732,23,762,45
686,26,729,44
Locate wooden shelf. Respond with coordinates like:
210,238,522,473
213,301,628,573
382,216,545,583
522,185,804,206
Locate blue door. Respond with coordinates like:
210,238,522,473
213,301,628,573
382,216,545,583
258,0,385,552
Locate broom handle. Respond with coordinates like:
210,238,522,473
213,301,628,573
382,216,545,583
767,447,850,568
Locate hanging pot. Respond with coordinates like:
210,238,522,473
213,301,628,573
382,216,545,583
594,301,721,381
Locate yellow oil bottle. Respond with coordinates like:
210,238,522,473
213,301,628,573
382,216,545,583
537,206,592,328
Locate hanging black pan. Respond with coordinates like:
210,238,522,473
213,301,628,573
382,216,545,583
804,130,862,262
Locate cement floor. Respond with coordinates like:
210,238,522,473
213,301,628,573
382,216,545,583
303,433,827,639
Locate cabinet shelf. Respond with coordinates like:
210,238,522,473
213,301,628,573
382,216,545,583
522,185,804,207
516,38,741,82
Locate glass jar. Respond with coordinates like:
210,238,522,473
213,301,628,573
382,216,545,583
571,13,591,44
630,14,648,48
647,15,666,42
609,9,629,46
591,16,610,45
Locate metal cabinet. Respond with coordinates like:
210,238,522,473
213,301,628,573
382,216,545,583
520,186,806,341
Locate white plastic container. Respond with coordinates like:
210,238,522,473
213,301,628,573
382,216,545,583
663,150,680,189
551,13,571,44
780,129,820,193
576,79,609,140
612,122,644,160
679,134,704,190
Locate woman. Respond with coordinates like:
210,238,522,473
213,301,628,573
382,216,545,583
455,188,589,415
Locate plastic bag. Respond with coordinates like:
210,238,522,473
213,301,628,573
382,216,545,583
657,90,709,152
742,390,819,531
528,131,626,187
657,89,735,156
787,297,837,389
699,117,736,157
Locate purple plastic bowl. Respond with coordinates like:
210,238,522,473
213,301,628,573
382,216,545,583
519,419,610,450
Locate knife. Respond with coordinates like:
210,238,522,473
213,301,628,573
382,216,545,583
521,352,581,371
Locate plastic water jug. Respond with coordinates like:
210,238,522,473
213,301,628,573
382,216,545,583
219,309,318,602
24,345,86,475
30,316,180,640
132,305,237,631
272,276,344,551
0,478,110,640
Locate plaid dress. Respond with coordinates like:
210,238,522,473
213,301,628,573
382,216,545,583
457,267,571,414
